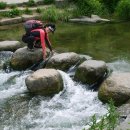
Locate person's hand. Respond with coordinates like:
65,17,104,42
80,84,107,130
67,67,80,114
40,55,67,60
50,50,54,56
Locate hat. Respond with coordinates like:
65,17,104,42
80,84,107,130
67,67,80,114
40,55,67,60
44,23,56,33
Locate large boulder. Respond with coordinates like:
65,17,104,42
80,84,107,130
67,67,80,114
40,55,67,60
98,72,130,106
74,60,107,85
0,41,22,52
10,47,43,70
25,69,63,96
46,52,80,71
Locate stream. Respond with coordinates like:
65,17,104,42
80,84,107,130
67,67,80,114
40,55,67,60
1,22,130,129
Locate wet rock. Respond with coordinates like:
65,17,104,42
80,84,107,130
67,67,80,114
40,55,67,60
0,41,22,52
115,100,130,129
10,47,44,70
98,72,130,106
46,52,80,71
74,60,107,85
25,69,63,96
115,115,130,130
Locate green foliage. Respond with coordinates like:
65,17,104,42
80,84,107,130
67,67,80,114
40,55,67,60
27,0,36,7
115,0,130,20
74,0,103,16
106,99,119,130
0,2,7,9
99,0,120,14
9,4,17,9
3,8,21,18
24,8,32,15
41,6,73,22
43,0,54,4
58,9,73,22
36,8,42,13
42,6,58,22
88,99,119,130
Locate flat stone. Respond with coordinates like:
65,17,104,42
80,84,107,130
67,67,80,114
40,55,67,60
0,0,28,4
0,17,22,25
69,14,110,24
46,52,80,71
0,41,22,51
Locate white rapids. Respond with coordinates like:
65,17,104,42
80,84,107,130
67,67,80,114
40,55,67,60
0,51,108,130
0,70,107,130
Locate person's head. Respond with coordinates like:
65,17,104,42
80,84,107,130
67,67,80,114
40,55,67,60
44,23,56,33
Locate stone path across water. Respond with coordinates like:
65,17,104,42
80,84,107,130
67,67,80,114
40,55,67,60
0,4,51,25
0,0,29,4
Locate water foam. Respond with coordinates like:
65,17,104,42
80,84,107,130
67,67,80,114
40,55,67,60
21,70,107,130
0,71,29,99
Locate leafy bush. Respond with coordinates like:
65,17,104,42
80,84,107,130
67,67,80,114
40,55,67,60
41,6,73,22
99,0,120,14
43,0,54,4
9,4,17,9
58,9,73,22
24,8,32,14
115,0,130,20
0,2,7,9
42,6,59,22
27,0,36,7
3,8,21,18
74,0,103,16
36,8,42,13
87,99,119,130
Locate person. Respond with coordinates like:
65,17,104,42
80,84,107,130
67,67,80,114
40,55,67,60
22,23,56,60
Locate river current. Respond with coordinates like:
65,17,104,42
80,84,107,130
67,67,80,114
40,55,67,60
0,51,108,130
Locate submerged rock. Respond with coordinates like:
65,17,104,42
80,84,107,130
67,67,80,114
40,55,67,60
25,69,63,96
0,41,22,52
74,60,107,85
46,52,80,71
98,72,130,106
10,47,44,70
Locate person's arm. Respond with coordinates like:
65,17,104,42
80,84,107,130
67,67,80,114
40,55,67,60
45,33,52,52
39,29,46,60
31,29,46,60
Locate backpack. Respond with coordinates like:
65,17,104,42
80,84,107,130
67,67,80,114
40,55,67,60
24,20,43,33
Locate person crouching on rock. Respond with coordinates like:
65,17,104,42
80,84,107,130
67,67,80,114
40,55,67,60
22,20,56,60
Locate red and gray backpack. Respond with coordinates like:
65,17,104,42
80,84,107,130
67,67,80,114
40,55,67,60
24,20,43,33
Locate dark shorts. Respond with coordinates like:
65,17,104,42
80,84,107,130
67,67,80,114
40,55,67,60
22,33,41,49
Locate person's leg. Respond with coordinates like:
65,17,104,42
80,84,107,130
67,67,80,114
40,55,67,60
26,36,35,49
22,34,35,49
34,40,41,48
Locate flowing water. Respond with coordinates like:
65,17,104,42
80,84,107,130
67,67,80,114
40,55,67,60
0,51,107,130
1,22,130,129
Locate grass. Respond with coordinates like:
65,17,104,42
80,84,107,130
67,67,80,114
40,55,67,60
85,99,119,130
